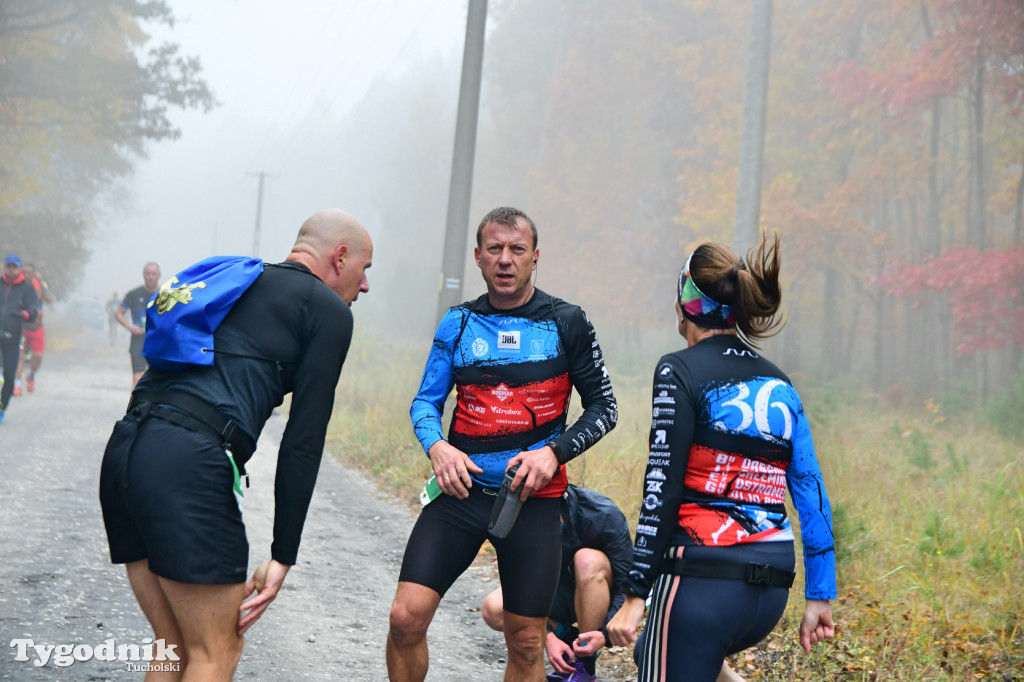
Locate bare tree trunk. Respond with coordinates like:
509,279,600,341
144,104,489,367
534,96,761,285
874,284,885,394
734,0,773,252
921,0,942,257
844,297,860,375
822,265,839,379
872,191,890,394
1015,150,1024,247
782,295,801,375
971,51,987,250
926,98,942,255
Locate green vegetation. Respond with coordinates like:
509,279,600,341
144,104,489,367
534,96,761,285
327,337,1024,680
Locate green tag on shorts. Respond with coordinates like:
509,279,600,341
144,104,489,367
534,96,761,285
226,450,244,512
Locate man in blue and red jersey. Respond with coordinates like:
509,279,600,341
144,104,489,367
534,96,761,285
387,207,618,681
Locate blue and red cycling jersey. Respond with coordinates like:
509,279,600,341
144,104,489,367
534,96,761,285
411,289,617,497
626,334,837,601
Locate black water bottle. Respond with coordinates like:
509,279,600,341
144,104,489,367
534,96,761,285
488,465,523,538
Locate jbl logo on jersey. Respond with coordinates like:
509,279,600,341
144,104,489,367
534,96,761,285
498,330,520,349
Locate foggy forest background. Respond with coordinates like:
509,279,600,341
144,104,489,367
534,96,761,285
3,2,1024,678
2,0,1023,419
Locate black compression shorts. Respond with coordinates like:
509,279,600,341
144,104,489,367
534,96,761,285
633,541,794,682
398,486,561,618
99,417,248,584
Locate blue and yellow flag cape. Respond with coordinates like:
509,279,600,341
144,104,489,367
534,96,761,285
142,256,264,371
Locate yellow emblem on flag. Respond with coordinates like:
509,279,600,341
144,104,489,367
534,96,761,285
149,276,207,314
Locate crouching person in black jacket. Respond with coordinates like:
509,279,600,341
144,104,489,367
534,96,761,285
481,484,633,681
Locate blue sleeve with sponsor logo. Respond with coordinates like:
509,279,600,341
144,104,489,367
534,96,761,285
410,308,461,454
625,354,692,597
787,400,837,600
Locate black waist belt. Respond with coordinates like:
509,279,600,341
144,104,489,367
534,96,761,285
666,557,795,588
127,390,256,474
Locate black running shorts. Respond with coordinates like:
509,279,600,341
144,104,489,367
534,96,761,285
99,416,248,584
399,486,561,618
634,541,795,682
129,334,148,373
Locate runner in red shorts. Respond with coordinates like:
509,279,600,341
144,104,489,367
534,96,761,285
16,264,55,394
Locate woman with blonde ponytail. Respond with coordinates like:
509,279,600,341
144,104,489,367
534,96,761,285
606,233,836,682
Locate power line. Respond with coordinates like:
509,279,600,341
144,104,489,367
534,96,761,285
246,170,278,258
261,0,401,168
251,0,360,162
267,0,439,171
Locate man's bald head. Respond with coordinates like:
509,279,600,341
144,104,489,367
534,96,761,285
292,209,370,257
288,209,373,305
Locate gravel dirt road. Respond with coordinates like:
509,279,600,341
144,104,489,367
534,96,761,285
0,333,635,681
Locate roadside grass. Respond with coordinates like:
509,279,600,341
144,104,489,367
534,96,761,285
327,336,1024,680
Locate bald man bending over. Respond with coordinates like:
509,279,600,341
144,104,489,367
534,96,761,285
100,209,372,680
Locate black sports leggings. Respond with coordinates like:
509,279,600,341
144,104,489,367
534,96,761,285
0,334,20,409
634,541,795,682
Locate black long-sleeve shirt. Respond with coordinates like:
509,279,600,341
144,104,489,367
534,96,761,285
136,262,353,565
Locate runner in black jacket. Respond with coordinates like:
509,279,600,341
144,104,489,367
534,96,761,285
481,484,633,680
1,254,39,422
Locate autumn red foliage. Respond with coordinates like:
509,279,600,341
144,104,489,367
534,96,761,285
881,246,1024,354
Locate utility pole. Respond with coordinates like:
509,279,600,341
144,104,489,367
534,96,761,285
435,0,488,322
247,171,275,258
734,0,773,253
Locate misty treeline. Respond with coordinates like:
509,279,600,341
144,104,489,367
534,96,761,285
335,0,1024,413
0,0,214,295
2,1,1022,414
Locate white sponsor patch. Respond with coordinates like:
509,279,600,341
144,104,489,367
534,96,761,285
497,330,520,349
646,467,667,481
491,383,513,402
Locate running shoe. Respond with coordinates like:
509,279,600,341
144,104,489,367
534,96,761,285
546,662,596,682
0,409,5,424
26,376,34,393
567,661,596,682
12,384,21,397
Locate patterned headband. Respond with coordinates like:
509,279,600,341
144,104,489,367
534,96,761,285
677,252,735,329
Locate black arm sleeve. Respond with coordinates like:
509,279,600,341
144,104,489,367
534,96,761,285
549,304,617,464
625,355,694,597
271,291,353,565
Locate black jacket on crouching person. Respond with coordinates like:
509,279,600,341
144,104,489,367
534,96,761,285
559,484,634,626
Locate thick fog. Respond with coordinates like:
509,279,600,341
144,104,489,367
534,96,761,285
78,0,468,337
21,0,1024,399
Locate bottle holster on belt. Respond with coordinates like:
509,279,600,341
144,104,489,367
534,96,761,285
126,390,256,474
